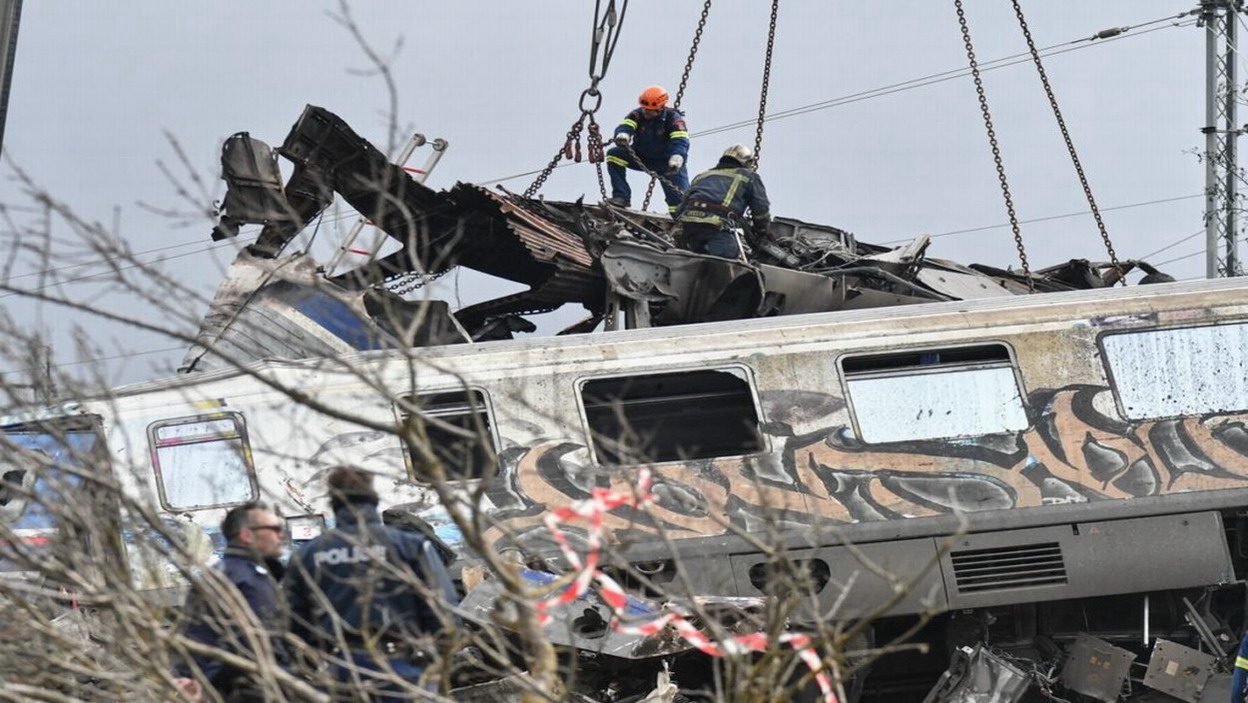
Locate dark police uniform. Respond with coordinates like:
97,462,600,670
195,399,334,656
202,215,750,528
676,156,771,260
181,547,289,699
285,502,457,701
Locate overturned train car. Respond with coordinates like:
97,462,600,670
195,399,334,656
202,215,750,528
5,275,1248,699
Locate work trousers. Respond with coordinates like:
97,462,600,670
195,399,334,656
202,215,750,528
682,223,742,260
606,146,689,216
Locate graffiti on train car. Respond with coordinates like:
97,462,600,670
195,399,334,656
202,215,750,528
485,384,1248,549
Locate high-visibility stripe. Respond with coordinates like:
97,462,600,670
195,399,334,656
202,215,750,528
669,131,689,139
1237,655,1248,670
721,173,749,207
606,155,629,167
668,204,678,212
621,119,638,129
679,210,722,226
688,168,736,188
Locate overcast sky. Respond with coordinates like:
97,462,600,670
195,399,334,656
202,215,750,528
0,1,1215,386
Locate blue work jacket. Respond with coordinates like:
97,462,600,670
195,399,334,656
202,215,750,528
676,157,771,229
613,107,690,162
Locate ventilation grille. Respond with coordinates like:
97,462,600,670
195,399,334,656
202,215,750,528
951,542,1067,593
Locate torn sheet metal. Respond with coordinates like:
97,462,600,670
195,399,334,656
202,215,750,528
601,241,763,324
921,645,1030,703
180,251,466,372
601,242,851,323
211,132,289,241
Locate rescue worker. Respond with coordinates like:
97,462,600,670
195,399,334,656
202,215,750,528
606,85,690,217
179,502,290,701
675,144,771,260
284,466,458,701
1234,627,1248,702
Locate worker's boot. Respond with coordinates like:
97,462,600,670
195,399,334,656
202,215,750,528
604,197,629,208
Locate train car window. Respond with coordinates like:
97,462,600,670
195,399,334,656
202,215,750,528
842,344,1028,443
581,368,764,465
400,390,496,482
1102,323,1248,419
148,414,256,510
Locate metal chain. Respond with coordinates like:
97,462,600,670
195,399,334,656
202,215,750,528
586,115,608,199
1011,0,1124,284
674,0,712,110
524,1,627,200
385,268,451,296
524,115,587,198
643,0,713,212
753,0,780,164
954,0,1034,292
622,141,685,199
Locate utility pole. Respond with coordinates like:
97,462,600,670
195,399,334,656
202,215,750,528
1203,0,1243,278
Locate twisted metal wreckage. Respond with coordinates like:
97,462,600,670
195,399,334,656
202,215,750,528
191,105,1174,373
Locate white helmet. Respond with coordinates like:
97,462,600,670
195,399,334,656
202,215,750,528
722,144,755,166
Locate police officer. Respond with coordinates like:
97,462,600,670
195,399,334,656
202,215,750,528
676,144,771,261
605,84,691,217
284,466,457,701
180,502,289,701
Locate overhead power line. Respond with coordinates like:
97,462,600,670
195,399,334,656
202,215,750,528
482,10,1194,187
881,193,1203,245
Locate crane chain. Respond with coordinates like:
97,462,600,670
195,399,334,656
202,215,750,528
674,0,712,110
753,0,780,165
954,0,1034,292
524,1,627,200
385,268,451,296
525,116,588,199
643,0,713,212
622,141,685,199
1011,0,1124,284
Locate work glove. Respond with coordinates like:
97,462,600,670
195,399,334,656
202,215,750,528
613,133,631,147
751,215,771,237
666,154,684,175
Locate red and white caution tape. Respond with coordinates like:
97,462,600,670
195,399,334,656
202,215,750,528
534,469,838,703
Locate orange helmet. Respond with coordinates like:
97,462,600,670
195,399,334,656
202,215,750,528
639,85,669,111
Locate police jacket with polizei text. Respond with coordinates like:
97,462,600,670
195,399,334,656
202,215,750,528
284,502,457,648
676,157,771,229
181,547,289,682
613,107,690,162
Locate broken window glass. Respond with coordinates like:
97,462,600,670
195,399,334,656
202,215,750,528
581,368,764,465
1102,323,1248,420
843,344,1028,443
149,414,256,510
400,390,496,482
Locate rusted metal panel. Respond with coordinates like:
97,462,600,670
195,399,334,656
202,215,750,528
453,185,594,268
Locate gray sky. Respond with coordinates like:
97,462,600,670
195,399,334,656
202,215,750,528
0,1,1212,386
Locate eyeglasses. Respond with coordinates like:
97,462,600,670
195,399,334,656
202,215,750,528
250,524,285,534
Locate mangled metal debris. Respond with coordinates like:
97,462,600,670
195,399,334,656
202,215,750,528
195,105,1178,369
921,645,1030,703
1059,636,1136,702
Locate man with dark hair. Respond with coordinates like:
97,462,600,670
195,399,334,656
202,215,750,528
285,466,458,701
180,502,289,701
